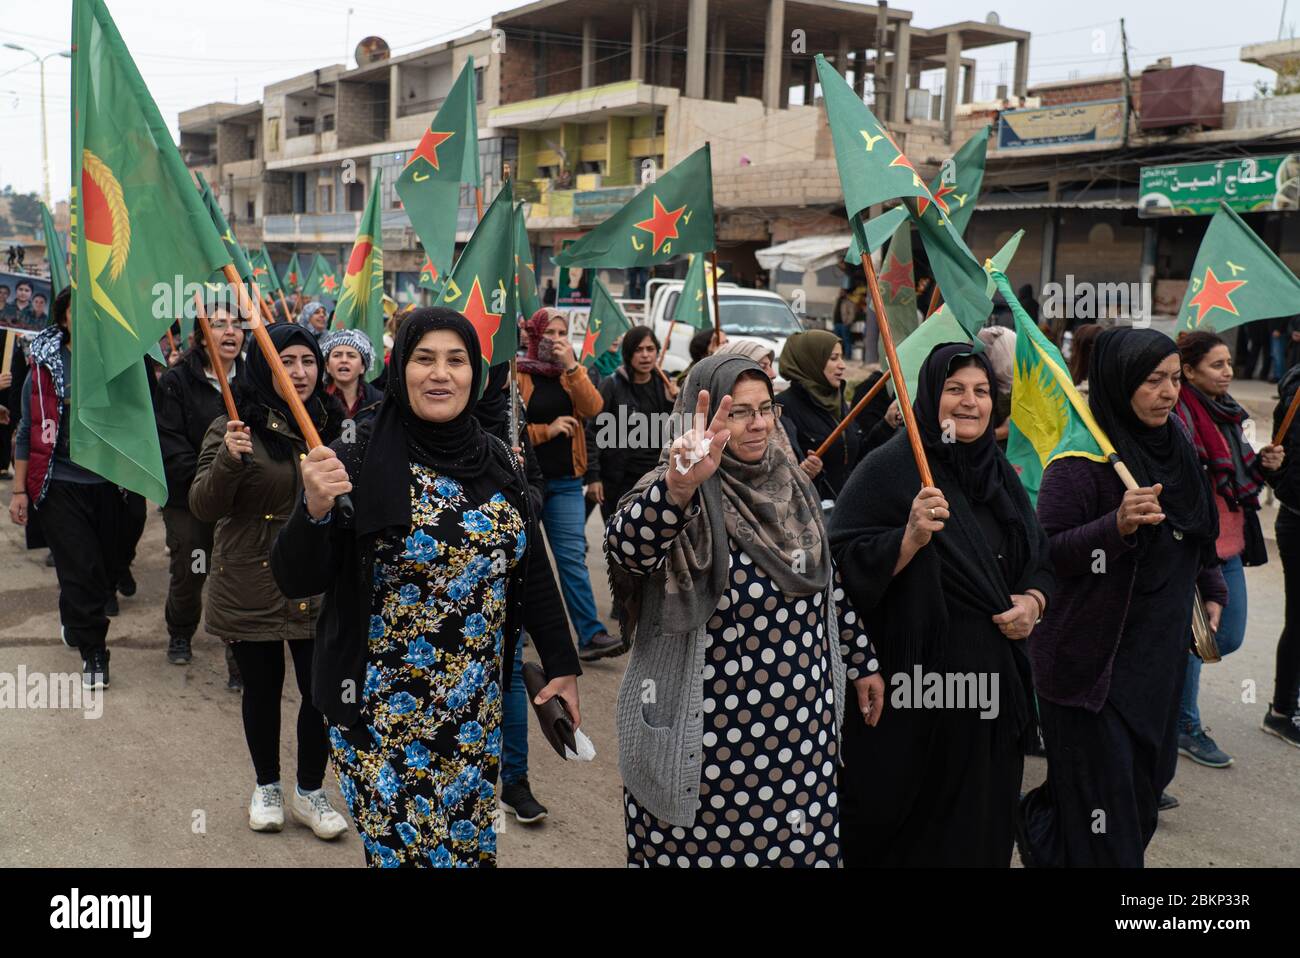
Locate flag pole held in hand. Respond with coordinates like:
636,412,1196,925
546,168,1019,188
192,291,238,422
813,367,891,460
861,221,933,487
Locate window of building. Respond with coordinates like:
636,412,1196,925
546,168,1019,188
322,113,335,132
247,200,255,220
476,67,485,103
318,183,333,212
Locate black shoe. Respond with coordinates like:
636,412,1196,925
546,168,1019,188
1261,709,1300,748
167,634,192,665
500,777,548,824
117,569,137,597
1158,791,1179,812
578,630,625,662
45,551,55,567
104,594,120,617
82,649,110,690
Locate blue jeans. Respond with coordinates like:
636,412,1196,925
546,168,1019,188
1272,334,1288,382
501,632,527,786
1179,554,1248,733
541,476,606,646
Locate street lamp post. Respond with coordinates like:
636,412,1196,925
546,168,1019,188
3,44,72,208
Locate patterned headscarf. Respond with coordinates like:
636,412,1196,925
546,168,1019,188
320,328,375,373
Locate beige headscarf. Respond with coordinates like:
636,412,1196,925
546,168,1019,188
976,326,1016,396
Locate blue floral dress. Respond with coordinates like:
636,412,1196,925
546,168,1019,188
327,462,526,867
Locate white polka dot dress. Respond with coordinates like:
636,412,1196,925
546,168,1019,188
609,478,878,868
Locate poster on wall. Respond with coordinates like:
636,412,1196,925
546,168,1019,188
997,99,1126,151
1138,155,1300,217
0,271,53,335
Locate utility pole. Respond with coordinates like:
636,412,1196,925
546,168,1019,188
3,44,72,208
873,1,889,117
1119,19,1132,146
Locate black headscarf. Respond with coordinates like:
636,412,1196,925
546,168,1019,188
1088,327,1218,543
235,323,340,461
354,307,522,538
913,342,1018,524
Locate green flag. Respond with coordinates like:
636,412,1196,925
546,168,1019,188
41,201,70,296
442,180,517,386
195,171,253,284
250,248,283,296
1177,202,1300,333
581,278,633,368
876,217,917,351
332,173,386,381
995,270,1108,506
283,252,303,293
844,205,908,265
70,0,232,502
553,145,716,267
302,252,340,299
396,56,480,287
672,253,715,329
887,230,1025,401
513,202,541,323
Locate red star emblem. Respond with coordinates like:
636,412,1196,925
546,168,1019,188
1187,266,1246,326
420,258,438,282
916,182,956,218
405,129,455,172
581,315,602,362
634,195,686,255
878,252,914,300
320,273,339,293
461,277,503,364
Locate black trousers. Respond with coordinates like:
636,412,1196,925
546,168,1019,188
36,480,119,655
112,490,146,587
229,639,329,792
1237,321,1269,379
1273,508,1300,714
162,505,214,641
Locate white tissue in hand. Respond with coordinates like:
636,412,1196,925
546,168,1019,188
563,727,597,762
673,435,714,475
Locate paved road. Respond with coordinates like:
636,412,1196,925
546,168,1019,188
0,378,1294,867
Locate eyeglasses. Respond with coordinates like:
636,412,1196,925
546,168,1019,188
208,320,242,332
727,403,781,425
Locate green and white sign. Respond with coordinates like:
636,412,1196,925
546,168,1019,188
1139,155,1300,217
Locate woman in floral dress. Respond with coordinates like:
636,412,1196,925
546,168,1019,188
273,309,581,867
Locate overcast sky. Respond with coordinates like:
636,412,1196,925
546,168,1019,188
0,0,1293,203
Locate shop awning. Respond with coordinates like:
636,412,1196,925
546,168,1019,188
755,234,854,274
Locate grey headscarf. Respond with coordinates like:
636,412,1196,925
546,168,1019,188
297,301,327,339
608,353,830,636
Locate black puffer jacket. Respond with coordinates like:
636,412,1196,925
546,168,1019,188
775,380,863,500
154,349,243,508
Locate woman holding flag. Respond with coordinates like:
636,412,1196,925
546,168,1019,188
1172,331,1284,768
829,343,1055,867
1018,327,1226,868
271,308,581,867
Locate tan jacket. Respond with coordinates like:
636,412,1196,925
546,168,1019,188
517,365,603,478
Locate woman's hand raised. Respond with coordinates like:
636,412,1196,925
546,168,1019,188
223,420,253,462
664,389,732,510
300,445,353,521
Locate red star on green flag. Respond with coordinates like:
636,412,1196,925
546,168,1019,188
1177,203,1300,333
460,276,503,365
582,277,632,367
405,129,455,172
634,196,686,255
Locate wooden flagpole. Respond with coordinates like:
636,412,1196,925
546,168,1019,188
192,291,239,422
1273,389,1300,447
925,284,944,319
708,250,723,341
813,368,892,459
1,330,15,378
276,289,293,323
860,217,932,486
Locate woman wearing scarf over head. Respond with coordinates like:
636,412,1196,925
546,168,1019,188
189,322,349,840
272,308,581,867
321,328,383,426
776,329,862,501
515,307,618,661
1172,331,1284,766
298,300,329,341
606,354,885,867
1018,328,1226,867
828,343,1055,867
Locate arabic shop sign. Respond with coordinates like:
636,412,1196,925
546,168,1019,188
1139,155,1300,217
996,99,1126,151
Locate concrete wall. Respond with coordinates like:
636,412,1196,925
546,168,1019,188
665,95,828,169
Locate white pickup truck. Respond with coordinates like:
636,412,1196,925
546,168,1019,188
615,279,806,377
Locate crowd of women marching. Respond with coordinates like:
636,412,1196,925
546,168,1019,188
5,283,1300,868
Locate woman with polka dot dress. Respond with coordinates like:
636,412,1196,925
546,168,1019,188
828,344,1056,867
606,354,885,867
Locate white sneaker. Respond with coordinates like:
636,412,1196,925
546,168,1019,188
249,783,285,832
290,786,349,840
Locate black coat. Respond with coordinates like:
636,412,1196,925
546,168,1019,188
270,429,580,727
587,366,674,495
154,350,243,509
775,380,862,500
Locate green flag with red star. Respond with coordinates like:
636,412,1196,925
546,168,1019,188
332,172,386,380
283,252,303,293
302,252,340,300
1177,202,1300,333
250,248,283,296
513,201,541,324
442,180,517,388
581,277,632,368
418,255,441,292
671,252,718,329
70,0,233,503
877,216,918,349
397,56,479,289
553,144,715,267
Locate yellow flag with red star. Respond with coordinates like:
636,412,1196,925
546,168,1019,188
1177,202,1300,333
